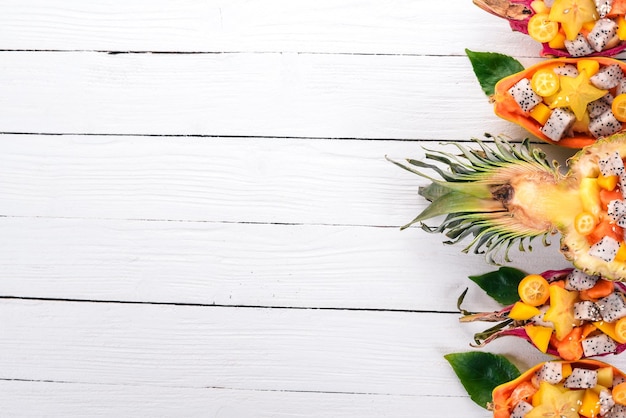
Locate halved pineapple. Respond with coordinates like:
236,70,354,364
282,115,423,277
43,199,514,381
391,133,626,280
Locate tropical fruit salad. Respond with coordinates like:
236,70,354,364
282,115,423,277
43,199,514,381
492,359,626,418
461,268,626,360
475,0,626,57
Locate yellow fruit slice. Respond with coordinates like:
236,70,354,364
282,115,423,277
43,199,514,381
578,59,600,77
525,324,553,353
528,13,560,43
519,274,551,306
612,94,626,122
597,173,619,191
530,102,552,125
579,389,600,417
614,382,626,406
597,366,614,387
574,211,597,235
509,301,542,320
615,317,626,344
531,69,560,96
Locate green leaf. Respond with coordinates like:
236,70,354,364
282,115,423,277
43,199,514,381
468,266,527,305
444,352,520,409
465,49,524,97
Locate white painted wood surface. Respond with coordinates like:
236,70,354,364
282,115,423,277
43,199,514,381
2,1,621,417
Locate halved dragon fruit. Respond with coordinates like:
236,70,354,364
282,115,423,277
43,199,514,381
459,267,626,360
474,0,626,57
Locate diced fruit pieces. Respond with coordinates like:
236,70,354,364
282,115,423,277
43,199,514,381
579,59,601,76
614,382,626,405
532,68,561,96
508,78,542,112
541,107,576,141
582,333,618,356
589,235,621,261
598,173,620,191
525,324,553,353
613,93,626,122
530,102,552,125
579,388,601,417
565,367,598,388
509,301,542,320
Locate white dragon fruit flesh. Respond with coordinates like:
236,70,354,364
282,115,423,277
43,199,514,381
589,110,623,138
595,0,614,17
607,404,626,418
530,305,553,328
508,78,541,113
601,388,617,416
618,215,626,228
511,400,533,418
537,361,563,384
589,235,621,262
574,300,602,321
589,98,612,119
553,64,579,77
591,64,625,90
582,333,618,357
608,199,626,221
541,107,575,142
564,367,598,388
618,80,626,96
565,269,600,291
598,292,626,322
588,18,618,52
599,151,625,177
565,34,595,57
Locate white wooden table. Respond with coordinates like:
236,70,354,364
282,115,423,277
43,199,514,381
2,1,620,417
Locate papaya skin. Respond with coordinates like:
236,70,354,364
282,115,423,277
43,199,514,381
491,359,626,417
493,57,626,149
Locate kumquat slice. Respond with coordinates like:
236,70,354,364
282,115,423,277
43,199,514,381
527,13,559,43
518,274,550,306
574,212,597,235
612,93,626,122
531,68,560,97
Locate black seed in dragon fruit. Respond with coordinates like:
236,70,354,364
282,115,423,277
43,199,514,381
598,292,626,322
553,64,579,77
590,110,624,138
617,216,626,228
511,400,533,418
618,80,626,96
565,33,595,57
508,78,541,113
595,0,614,17
608,199,626,221
607,404,626,418
541,108,575,142
591,64,625,90
565,268,600,291
564,367,598,388
589,235,620,262
588,19,618,52
600,388,616,416
574,300,602,321
537,361,563,384
599,151,625,176
589,98,612,119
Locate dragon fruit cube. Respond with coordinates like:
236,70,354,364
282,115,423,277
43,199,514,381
582,334,618,357
565,34,595,57
598,292,626,322
588,19,618,52
599,151,625,176
565,268,599,290
591,64,625,90
508,78,541,113
589,235,620,262
564,367,598,388
574,300,602,321
541,108,575,142
589,110,623,139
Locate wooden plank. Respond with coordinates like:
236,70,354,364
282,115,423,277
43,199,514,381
0,300,550,402
0,216,569,310
1,0,537,55
1,134,578,226
0,379,484,418
0,52,536,138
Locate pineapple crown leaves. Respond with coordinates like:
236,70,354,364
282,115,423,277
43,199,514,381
388,135,560,264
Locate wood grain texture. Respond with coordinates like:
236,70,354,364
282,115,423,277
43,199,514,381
0,299,554,413
0,0,537,55
0,52,537,139
0,380,481,418
0,216,568,310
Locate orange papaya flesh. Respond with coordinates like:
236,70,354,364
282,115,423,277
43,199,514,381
493,57,626,149
492,359,626,417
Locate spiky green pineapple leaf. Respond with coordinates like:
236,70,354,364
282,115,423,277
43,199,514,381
445,351,520,409
468,267,527,305
466,49,524,97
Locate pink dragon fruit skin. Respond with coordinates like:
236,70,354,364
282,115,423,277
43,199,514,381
473,0,626,57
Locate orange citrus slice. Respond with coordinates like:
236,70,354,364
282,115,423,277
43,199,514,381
612,93,626,122
531,69,560,97
615,317,626,343
518,274,550,306
574,212,597,235
528,13,559,43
